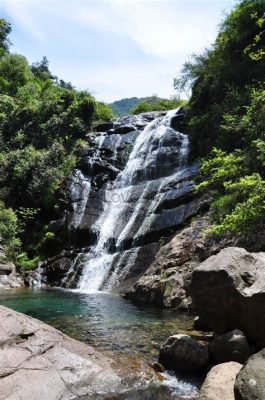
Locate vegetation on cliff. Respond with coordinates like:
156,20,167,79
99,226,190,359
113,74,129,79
0,20,113,267
176,0,265,235
110,95,185,117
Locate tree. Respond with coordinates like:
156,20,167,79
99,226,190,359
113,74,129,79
0,19,11,52
31,56,54,81
184,0,265,236
0,53,33,95
175,0,265,158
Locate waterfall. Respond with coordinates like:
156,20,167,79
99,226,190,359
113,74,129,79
77,109,190,292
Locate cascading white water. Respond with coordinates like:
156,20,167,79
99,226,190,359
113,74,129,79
78,109,190,291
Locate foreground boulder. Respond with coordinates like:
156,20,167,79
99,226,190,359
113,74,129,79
209,330,251,364
234,348,265,400
190,247,265,342
199,362,242,400
159,334,209,373
0,305,121,399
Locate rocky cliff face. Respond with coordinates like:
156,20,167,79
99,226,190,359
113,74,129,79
40,109,207,291
125,216,265,309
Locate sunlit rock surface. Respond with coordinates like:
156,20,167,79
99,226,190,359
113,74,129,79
0,305,121,399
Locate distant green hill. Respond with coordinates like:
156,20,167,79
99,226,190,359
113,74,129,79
110,96,164,117
109,97,141,117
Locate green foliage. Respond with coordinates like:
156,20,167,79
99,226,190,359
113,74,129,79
244,11,265,61
175,0,265,158
131,96,186,115
0,19,11,51
31,56,54,81
0,201,21,258
194,88,265,235
210,174,265,234
15,252,40,270
196,145,265,234
195,148,247,192
0,54,33,96
183,1,265,236
94,101,113,123
0,143,75,210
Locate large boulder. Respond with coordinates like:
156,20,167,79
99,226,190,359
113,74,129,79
209,330,251,364
0,305,121,399
234,348,265,400
159,334,209,373
190,247,265,342
199,362,242,400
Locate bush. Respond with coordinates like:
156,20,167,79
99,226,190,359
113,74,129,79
15,252,40,270
0,201,21,258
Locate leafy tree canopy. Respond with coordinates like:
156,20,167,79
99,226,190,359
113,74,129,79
177,0,265,235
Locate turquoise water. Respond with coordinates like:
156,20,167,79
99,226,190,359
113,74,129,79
0,288,200,399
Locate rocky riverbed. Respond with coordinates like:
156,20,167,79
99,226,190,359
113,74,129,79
0,288,201,399
2,244,265,399
155,246,265,400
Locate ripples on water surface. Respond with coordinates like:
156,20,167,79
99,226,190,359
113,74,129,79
0,288,200,399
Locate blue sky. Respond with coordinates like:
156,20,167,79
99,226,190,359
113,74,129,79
1,0,236,102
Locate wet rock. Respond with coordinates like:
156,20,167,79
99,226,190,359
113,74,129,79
234,348,265,400
94,121,114,132
194,316,211,332
199,362,242,400
0,305,121,400
170,107,186,131
209,330,251,364
40,250,87,288
152,362,166,372
77,158,120,179
101,242,160,292
109,124,136,135
190,247,265,342
159,334,209,373
22,269,41,286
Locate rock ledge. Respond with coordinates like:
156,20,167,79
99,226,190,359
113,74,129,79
0,305,121,400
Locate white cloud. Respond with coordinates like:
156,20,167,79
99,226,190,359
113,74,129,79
1,1,47,41
53,59,179,102
69,0,235,59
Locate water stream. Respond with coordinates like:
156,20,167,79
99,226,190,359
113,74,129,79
0,288,200,399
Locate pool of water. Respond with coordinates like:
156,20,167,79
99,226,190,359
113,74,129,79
0,288,200,399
